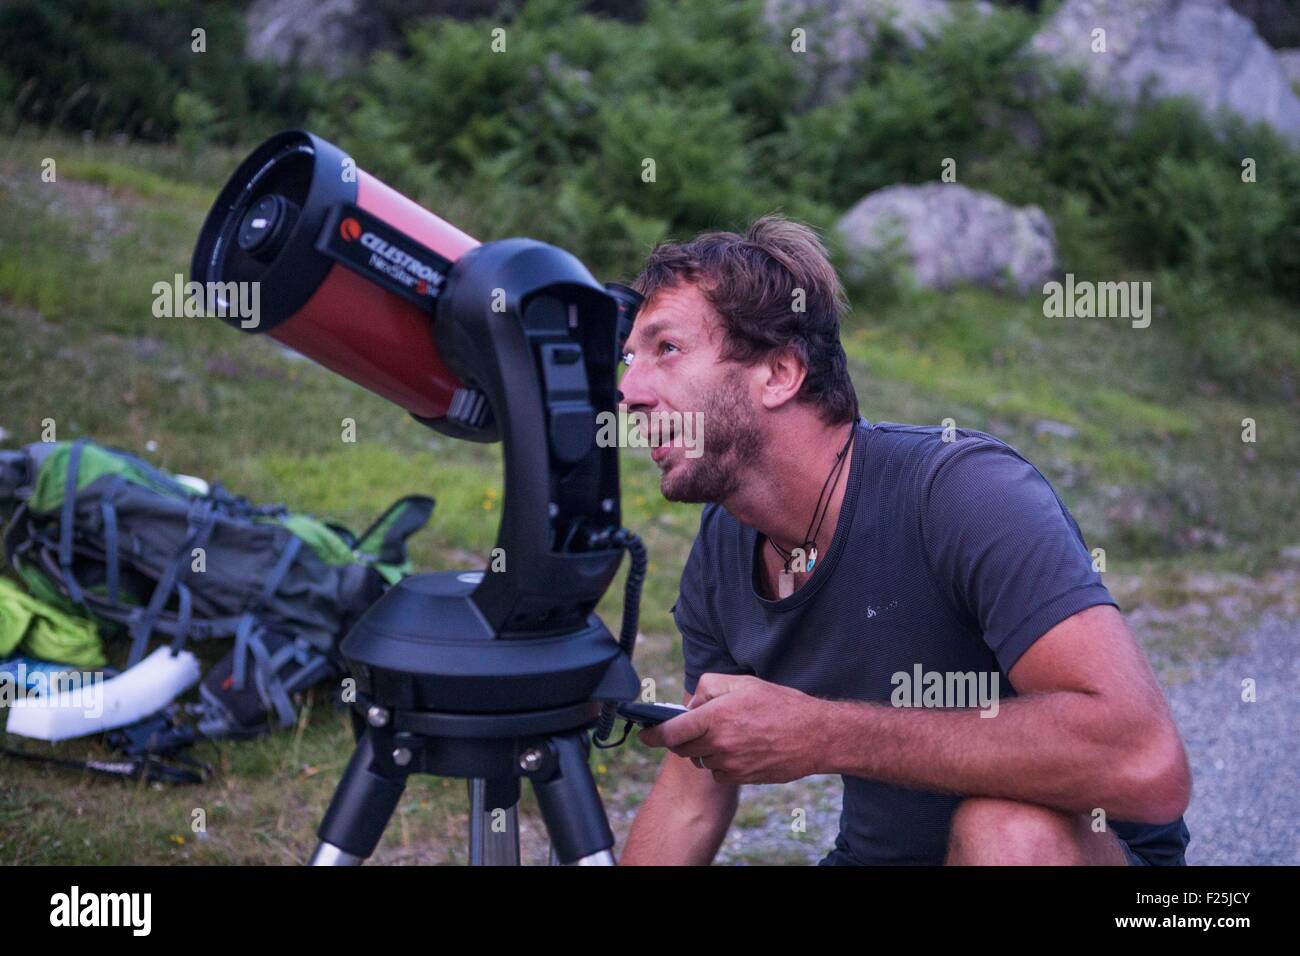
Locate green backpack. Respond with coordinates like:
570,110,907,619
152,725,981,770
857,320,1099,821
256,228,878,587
0,440,432,736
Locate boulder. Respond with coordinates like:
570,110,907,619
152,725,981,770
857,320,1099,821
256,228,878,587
1229,0,1300,48
1030,0,1300,144
763,0,992,106
1278,48,1300,89
245,0,383,79
244,1,648,77
835,183,1057,294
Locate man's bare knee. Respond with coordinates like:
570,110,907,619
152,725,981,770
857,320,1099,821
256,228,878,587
946,797,1087,865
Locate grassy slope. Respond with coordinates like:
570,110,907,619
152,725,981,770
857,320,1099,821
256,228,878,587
0,133,1295,863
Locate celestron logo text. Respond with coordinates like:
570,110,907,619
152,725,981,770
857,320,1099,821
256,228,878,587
340,221,446,295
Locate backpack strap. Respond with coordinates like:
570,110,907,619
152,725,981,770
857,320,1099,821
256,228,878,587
230,532,303,691
127,498,218,667
229,625,325,728
231,614,259,691
261,534,304,603
57,440,87,606
170,581,194,656
245,630,298,727
354,495,434,566
100,498,121,604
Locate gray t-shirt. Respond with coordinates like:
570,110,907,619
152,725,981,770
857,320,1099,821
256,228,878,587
671,418,1190,864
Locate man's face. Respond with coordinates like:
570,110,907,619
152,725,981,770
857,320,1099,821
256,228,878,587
618,283,765,503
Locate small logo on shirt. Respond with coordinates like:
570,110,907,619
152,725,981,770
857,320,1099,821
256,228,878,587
865,599,898,619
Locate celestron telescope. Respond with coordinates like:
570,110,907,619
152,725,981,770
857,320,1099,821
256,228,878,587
192,129,660,865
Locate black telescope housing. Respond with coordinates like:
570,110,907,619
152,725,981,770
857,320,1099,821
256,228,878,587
193,130,649,864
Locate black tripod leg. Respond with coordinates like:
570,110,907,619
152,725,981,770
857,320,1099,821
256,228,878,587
529,732,616,865
309,728,409,865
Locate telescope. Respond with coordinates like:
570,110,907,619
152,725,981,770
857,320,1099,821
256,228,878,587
192,130,649,865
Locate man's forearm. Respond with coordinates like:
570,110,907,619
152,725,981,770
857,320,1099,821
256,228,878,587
621,771,737,865
812,691,1188,823
622,808,726,866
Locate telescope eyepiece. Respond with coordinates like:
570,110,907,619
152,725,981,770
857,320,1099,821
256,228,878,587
605,282,644,353
238,193,300,263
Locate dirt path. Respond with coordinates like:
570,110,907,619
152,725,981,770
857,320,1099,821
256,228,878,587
1172,611,1298,864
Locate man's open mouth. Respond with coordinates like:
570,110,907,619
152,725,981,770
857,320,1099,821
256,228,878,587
648,420,682,462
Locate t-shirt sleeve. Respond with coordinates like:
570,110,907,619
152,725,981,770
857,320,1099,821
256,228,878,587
920,437,1118,675
674,510,747,695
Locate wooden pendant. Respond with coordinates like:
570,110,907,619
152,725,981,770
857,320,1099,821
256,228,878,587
778,569,794,599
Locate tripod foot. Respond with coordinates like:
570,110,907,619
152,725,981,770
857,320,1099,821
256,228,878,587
308,842,365,866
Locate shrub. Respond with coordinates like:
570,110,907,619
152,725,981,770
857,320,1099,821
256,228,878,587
0,0,318,141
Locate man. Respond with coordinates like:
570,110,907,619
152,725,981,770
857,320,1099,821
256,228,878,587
615,214,1192,865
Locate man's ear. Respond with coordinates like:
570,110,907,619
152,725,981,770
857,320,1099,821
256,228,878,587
758,347,808,411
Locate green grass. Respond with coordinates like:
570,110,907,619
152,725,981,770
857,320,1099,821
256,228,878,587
59,158,218,206
0,131,1296,864
840,280,1300,562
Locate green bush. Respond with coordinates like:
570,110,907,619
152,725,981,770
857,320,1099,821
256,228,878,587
0,0,318,141
313,0,801,276
770,4,1036,205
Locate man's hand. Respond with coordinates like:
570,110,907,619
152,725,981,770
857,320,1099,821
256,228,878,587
638,674,829,784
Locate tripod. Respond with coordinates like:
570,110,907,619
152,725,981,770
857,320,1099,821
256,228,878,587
307,239,646,866
307,568,639,867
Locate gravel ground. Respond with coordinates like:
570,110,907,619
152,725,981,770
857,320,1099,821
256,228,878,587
707,608,1300,866
1170,611,1299,865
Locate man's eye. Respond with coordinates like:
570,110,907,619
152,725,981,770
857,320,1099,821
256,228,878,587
658,342,679,356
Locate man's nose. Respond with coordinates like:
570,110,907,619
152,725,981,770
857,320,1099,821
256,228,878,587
616,360,654,413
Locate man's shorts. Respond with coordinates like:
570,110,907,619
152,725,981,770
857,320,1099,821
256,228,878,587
817,842,1179,865
1115,817,1190,865
817,818,1190,865
1120,839,1152,866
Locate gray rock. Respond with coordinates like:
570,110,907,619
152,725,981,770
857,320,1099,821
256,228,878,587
245,0,386,79
1278,48,1300,88
835,183,1057,294
1229,0,1300,48
1030,0,1300,144
1034,419,1079,439
763,0,992,106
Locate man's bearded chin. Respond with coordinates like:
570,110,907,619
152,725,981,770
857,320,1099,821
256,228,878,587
660,373,764,504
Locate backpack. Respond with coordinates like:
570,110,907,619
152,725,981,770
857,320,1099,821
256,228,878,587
0,439,432,737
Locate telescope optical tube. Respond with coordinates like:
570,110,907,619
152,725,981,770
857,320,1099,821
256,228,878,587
191,130,480,421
